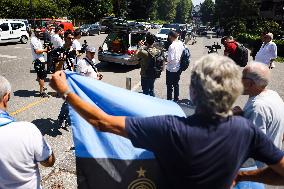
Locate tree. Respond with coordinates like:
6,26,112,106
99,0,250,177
200,0,215,25
128,0,158,20
175,0,193,23
157,0,178,22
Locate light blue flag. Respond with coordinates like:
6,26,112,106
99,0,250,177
65,71,186,188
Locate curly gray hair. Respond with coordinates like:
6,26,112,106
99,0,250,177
190,54,243,117
0,75,11,101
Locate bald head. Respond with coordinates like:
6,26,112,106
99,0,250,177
243,62,270,88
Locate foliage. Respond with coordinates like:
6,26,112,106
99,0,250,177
200,0,215,24
225,20,247,36
175,0,193,23
128,0,158,20
157,0,178,22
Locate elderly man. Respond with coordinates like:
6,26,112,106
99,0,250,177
0,75,55,189
76,46,103,80
255,33,277,69
234,62,284,167
50,54,284,189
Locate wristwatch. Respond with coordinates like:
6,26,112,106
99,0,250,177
62,90,72,100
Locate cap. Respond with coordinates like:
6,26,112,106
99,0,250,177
86,46,96,53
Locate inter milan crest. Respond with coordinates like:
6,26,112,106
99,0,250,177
128,167,156,189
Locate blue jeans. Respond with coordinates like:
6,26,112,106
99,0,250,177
141,77,155,96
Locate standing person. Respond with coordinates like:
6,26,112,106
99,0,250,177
77,46,103,80
50,54,284,189
0,75,55,189
250,32,266,60
233,62,284,166
51,26,64,49
72,29,82,71
255,33,277,69
30,27,49,97
136,33,161,96
166,30,184,102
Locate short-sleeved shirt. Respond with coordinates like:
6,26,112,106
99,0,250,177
30,36,45,62
72,39,82,51
0,121,52,189
51,34,64,49
126,114,284,189
77,57,98,79
167,40,184,72
255,41,277,65
244,89,284,149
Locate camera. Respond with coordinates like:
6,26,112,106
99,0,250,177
78,40,88,54
205,42,221,54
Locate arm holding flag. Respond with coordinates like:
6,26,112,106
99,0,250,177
50,71,127,137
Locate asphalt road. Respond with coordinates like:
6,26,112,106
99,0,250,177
0,32,283,188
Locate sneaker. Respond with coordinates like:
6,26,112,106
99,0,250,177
43,87,47,92
40,92,50,98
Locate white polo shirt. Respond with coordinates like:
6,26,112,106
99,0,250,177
255,41,277,66
51,34,64,49
0,121,52,189
30,36,45,62
72,39,82,51
167,40,184,72
77,58,99,79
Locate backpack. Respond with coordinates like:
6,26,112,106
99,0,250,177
233,42,248,67
180,48,191,71
147,50,165,78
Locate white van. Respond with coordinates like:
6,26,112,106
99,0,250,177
0,19,29,44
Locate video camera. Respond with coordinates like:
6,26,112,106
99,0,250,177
49,47,76,71
78,40,88,54
43,42,53,51
205,42,221,54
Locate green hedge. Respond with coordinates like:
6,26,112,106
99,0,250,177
236,33,284,57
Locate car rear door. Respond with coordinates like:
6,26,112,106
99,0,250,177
0,22,11,43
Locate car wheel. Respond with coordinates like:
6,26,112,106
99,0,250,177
20,35,28,44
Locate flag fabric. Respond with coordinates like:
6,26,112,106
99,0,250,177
66,71,186,189
66,71,264,189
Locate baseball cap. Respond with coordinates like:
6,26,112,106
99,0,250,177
86,46,96,53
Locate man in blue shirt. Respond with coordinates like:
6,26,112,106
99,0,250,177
50,54,284,189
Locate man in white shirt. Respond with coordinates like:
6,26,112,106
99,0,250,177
30,28,49,98
166,30,185,102
77,46,103,80
72,29,82,51
0,75,55,189
255,33,277,69
51,26,64,49
233,62,284,167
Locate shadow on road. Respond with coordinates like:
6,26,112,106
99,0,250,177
0,42,19,46
14,90,40,97
96,62,139,73
32,118,63,137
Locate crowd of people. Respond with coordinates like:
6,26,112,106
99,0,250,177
0,26,283,189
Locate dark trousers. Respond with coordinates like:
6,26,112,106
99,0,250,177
141,77,155,97
166,70,181,101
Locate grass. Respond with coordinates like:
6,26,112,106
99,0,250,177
276,57,284,63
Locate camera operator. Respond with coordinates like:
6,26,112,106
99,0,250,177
30,27,49,98
54,30,76,71
222,36,237,58
51,26,64,49
76,47,103,80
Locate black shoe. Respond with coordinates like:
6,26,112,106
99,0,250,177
173,98,179,102
40,92,50,98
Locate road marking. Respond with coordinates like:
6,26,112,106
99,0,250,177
10,98,50,116
131,82,140,91
25,48,31,50
0,54,17,59
14,47,22,49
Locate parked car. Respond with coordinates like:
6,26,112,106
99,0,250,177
155,28,173,42
0,19,29,44
80,24,101,36
197,26,207,35
98,26,147,65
